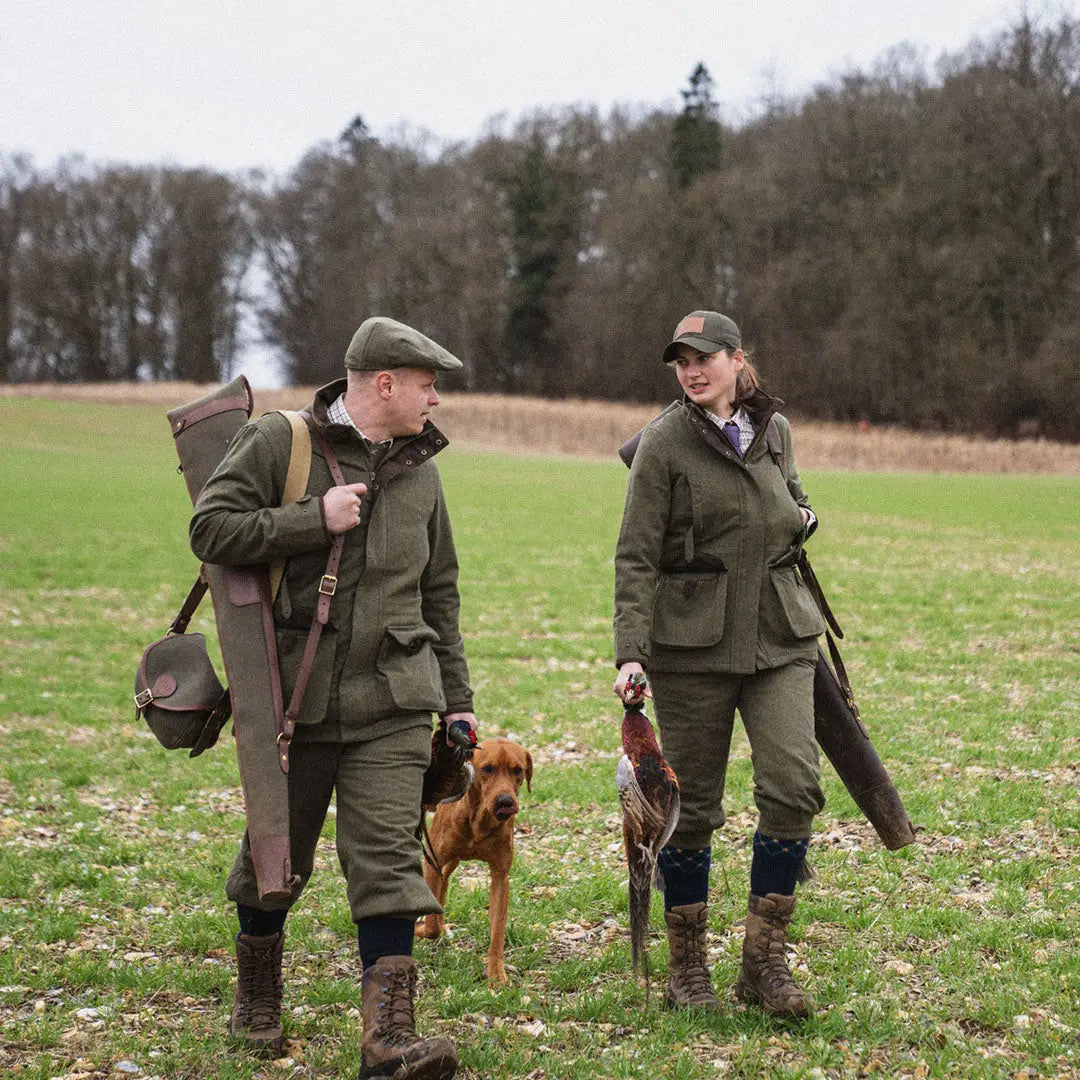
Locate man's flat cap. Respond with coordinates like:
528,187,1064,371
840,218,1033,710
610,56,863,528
344,317,462,372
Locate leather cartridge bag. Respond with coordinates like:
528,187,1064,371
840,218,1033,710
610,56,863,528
135,632,230,756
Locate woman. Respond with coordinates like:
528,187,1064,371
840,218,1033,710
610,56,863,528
613,310,826,1017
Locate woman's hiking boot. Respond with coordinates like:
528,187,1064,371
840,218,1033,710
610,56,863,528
735,892,812,1017
664,902,721,1011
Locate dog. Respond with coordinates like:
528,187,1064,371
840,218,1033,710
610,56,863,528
415,737,533,985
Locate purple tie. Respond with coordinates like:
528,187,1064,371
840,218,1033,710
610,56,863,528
723,420,743,457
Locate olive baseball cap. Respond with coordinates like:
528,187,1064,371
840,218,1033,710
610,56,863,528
345,316,463,372
662,310,741,362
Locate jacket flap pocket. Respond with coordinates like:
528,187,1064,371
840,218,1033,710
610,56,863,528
651,571,727,648
384,625,441,653
771,568,827,639
377,626,445,712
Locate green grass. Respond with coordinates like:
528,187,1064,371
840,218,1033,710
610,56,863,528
1,396,1079,1079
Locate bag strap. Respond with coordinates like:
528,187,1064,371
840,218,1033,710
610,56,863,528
167,567,210,634
797,549,861,722
269,410,313,604
276,415,347,768
764,416,783,468
764,432,860,722
796,551,842,639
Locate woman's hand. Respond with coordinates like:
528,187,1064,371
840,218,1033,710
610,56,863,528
614,661,651,705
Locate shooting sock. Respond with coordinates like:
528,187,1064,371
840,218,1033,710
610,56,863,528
750,833,809,897
657,846,711,910
356,916,415,972
236,903,287,938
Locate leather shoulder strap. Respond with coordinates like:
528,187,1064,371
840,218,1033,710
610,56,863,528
765,415,784,469
269,411,313,603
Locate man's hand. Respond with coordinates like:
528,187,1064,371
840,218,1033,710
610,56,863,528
442,711,478,745
323,482,368,534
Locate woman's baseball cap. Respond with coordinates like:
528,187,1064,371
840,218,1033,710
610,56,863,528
662,310,741,362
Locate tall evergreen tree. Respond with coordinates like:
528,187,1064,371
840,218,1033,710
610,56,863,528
670,63,724,189
500,135,581,395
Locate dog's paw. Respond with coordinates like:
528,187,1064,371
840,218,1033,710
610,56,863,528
486,964,510,986
414,916,445,940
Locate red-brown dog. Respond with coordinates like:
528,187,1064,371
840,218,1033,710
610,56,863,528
416,737,533,985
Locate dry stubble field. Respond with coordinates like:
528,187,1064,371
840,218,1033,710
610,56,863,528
4,381,1080,475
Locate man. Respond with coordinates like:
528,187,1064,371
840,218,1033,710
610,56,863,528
190,316,476,1080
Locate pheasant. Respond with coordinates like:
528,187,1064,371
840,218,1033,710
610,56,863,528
616,673,680,1003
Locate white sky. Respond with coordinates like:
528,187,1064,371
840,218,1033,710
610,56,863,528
2,0,1066,175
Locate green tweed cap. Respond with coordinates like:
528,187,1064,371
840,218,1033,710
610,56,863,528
662,310,741,362
344,316,462,372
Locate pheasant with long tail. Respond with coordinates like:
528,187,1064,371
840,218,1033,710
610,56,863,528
616,672,680,1003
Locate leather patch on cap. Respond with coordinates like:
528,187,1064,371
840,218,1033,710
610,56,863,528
675,315,706,337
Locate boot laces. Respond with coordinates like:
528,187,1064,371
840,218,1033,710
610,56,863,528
238,943,282,1029
245,950,280,1023
680,962,714,997
375,967,421,1047
753,920,802,997
673,918,714,997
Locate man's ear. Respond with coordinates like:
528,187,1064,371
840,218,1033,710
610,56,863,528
374,370,394,398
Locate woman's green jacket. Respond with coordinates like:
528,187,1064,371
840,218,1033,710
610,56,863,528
614,393,825,675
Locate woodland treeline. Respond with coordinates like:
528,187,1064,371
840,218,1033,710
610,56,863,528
2,15,1078,439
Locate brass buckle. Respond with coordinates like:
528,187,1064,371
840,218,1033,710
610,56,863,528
134,688,154,710
277,729,292,766
319,574,338,596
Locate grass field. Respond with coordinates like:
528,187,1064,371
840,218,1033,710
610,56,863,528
1,396,1079,1080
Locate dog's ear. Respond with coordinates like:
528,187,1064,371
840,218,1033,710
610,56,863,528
524,749,533,792
467,766,484,802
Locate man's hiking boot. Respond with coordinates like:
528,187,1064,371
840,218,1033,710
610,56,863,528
230,931,285,1052
359,956,457,1079
735,892,812,1017
664,902,721,1011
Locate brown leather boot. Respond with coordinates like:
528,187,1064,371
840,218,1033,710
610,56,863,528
229,931,284,1052
359,956,457,1080
664,902,721,1011
735,893,811,1017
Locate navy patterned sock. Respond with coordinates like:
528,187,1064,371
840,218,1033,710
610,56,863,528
750,832,809,897
657,846,711,910
236,903,287,938
356,916,415,972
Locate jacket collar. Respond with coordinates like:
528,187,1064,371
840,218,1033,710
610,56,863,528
680,387,781,463
309,379,450,469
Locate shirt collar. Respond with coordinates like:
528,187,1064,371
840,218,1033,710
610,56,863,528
705,405,752,433
328,393,393,451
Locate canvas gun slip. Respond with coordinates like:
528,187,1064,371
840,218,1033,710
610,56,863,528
167,376,298,902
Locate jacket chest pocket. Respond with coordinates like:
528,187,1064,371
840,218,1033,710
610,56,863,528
651,571,727,647
376,625,447,713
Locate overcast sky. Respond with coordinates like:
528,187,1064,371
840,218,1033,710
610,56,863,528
3,0,1072,385
3,0,1068,176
